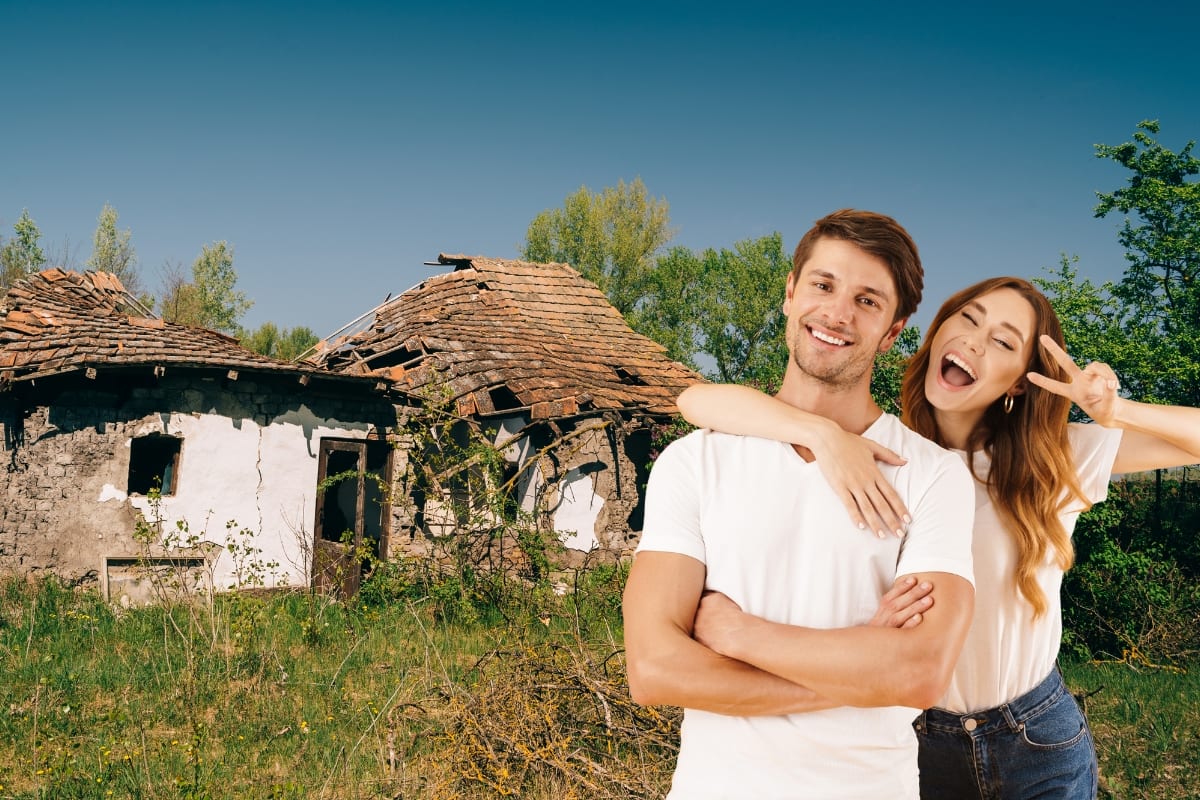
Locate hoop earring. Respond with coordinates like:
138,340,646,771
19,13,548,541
1003,394,1015,414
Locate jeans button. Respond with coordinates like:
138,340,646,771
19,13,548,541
963,718,978,732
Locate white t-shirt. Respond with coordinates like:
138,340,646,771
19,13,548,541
937,422,1123,714
637,413,975,800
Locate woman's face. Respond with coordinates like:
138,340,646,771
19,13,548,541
924,287,1038,420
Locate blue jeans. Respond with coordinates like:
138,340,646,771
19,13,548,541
913,667,1098,799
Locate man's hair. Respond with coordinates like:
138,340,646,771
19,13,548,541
790,209,923,322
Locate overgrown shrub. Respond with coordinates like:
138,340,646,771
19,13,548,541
1063,473,1200,665
428,636,679,799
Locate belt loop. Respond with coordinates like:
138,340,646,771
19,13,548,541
1000,703,1021,732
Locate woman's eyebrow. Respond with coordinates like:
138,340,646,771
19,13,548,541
966,300,1026,343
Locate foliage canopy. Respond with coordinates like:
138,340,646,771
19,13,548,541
159,241,251,334
1092,120,1200,406
1,209,47,290
87,203,146,300
522,177,672,316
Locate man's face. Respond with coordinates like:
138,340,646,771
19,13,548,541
783,237,906,390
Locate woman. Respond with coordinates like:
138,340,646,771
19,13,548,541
676,276,1200,799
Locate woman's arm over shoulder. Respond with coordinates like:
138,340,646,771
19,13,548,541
676,383,912,537
676,383,836,444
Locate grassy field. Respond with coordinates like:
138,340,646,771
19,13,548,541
0,576,1195,799
1063,661,1200,799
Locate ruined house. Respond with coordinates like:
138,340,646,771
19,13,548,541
0,256,701,598
309,254,702,568
0,269,395,600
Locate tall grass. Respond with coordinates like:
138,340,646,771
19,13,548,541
1063,661,1200,800
0,574,1195,799
0,571,674,799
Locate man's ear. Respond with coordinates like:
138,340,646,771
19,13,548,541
878,317,908,353
783,272,797,315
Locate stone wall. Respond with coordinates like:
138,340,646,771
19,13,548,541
1,371,662,593
0,371,394,593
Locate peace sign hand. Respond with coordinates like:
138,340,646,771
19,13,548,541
1025,334,1122,427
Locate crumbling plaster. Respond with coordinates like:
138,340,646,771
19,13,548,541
0,374,394,595
383,411,651,568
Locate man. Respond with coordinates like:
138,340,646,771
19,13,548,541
623,209,976,799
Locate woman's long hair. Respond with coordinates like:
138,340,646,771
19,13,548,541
901,277,1090,617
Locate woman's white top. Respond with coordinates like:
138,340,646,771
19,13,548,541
938,423,1123,714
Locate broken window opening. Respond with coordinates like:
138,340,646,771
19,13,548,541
414,420,508,536
624,428,653,531
369,346,424,369
614,366,648,387
499,461,521,521
488,384,523,412
128,433,183,496
2,400,25,452
318,448,361,543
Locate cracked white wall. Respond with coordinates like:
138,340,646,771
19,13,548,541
489,414,603,551
554,468,603,552
122,410,372,590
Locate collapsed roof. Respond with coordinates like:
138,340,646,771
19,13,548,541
308,255,701,419
0,269,365,389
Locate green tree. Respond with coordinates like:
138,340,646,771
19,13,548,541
1,209,47,289
276,326,320,361
693,234,789,386
870,325,921,416
158,259,203,326
629,244,705,370
1044,124,1200,665
522,178,672,315
1094,119,1200,406
1034,256,1162,412
161,242,251,334
87,203,145,298
634,233,790,387
239,322,319,361
190,241,251,334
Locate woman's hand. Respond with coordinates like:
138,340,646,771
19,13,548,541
1026,335,1121,426
867,576,933,629
810,421,911,539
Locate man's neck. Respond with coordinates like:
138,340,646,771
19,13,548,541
774,372,884,435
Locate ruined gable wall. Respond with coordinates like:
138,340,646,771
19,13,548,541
541,416,651,566
382,411,654,570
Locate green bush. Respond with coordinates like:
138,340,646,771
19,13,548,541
1063,475,1200,665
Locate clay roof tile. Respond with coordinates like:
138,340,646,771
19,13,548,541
0,269,368,388
309,254,702,416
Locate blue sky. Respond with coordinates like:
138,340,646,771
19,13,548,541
3,1,1198,339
